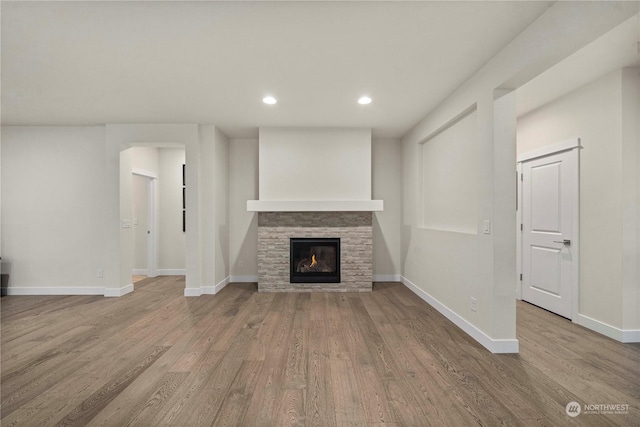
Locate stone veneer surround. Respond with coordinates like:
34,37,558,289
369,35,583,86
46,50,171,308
258,211,372,292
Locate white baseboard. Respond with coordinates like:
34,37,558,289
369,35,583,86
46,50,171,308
373,274,401,282
624,330,640,343
132,269,185,277
186,275,398,286
202,276,231,294
104,284,134,297
184,287,202,297
157,269,186,276
2,286,104,296
577,314,640,343
227,275,401,285
185,276,231,297
400,276,519,354
230,275,258,283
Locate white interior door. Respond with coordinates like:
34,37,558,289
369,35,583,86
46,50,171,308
132,174,149,272
520,146,578,319
132,171,158,278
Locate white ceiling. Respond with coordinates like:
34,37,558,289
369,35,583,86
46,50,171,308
0,1,639,137
517,14,639,117
1,1,557,138
1,1,604,137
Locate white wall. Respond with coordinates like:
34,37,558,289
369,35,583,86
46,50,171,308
198,126,229,289
214,129,230,284
158,148,186,271
131,147,160,272
119,148,134,288
517,68,640,332
229,139,259,279
1,126,110,293
258,127,372,201
620,68,640,333
400,2,638,352
1,124,227,296
420,110,478,233
372,139,402,278
402,93,509,346
132,174,149,270
0,136,3,274
229,137,401,280
131,146,159,175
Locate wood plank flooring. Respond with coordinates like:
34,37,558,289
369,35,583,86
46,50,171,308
2,277,639,426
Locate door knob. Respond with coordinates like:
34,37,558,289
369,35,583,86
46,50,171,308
553,239,571,245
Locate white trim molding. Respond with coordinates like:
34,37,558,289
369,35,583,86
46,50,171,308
2,286,104,296
577,314,640,343
247,200,383,212
1,285,136,297
401,276,519,354
132,168,158,179
516,162,523,301
517,137,581,163
202,277,231,295
131,268,187,277
373,274,401,282
104,284,134,297
157,269,186,276
230,275,258,283
184,287,202,297
184,276,231,297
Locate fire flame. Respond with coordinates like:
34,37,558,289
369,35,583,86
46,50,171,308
310,254,317,268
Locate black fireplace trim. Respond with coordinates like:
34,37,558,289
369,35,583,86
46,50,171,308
290,238,341,283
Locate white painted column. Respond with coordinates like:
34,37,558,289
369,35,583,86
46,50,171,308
492,89,518,344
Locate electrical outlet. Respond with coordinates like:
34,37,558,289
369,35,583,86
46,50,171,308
470,297,477,312
97,269,104,278
238,259,244,268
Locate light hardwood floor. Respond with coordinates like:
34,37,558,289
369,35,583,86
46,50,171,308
1,277,639,426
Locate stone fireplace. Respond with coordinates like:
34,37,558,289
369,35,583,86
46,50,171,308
257,211,372,292
249,127,382,292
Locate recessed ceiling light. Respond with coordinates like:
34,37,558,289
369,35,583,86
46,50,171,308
263,96,277,105
358,96,372,105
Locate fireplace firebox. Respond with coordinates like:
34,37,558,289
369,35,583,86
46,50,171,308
290,238,340,283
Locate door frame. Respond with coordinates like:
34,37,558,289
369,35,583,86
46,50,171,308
516,138,581,322
132,168,158,278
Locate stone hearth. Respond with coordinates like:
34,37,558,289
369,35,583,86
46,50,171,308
257,211,372,292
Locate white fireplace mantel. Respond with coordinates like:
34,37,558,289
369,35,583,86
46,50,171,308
247,200,383,212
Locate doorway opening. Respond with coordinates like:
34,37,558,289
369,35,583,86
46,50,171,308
121,145,187,290
516,139,580,321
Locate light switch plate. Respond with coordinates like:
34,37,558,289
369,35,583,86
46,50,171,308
483,220,491,234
